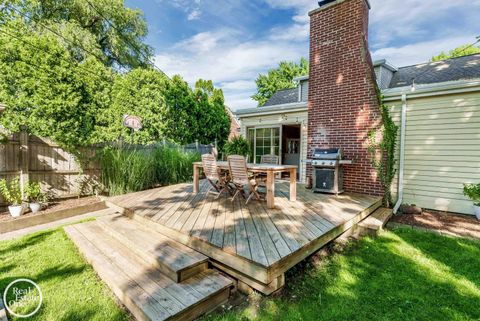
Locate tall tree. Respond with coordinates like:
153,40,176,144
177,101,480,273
95,68,168,145
431,43,480,62
162,75,199,145
0,23,112,151
252,57,309,106
194,79,231,148
1,0,153,69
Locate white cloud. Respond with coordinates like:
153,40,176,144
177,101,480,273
372,36,477,67
187,9,201,20
369,0,480,47
154,28,307,110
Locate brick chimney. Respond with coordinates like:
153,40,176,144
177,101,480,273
307,0,383,195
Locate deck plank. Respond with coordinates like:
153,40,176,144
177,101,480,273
239,201,269,266
222,195,237,254
210,194,228,248
249,202,290,259
245,202,281,265
232,197,252,260
180,191,209,233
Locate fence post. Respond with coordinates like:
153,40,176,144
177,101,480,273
18,129,29,200
195,140,199,152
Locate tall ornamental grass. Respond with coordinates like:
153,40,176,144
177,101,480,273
99,145,200,196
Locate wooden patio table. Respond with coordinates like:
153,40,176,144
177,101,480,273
193,161,297,209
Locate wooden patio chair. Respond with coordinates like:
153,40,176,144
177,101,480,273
227,155,262,204
201,154,230,199
256,154,279,184
260,154,279,165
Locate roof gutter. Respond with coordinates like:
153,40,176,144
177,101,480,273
393,93,407,214
383,79,480,101
235,102,307,118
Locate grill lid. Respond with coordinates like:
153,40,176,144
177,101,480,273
313,148,342,160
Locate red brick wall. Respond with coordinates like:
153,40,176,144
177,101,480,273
307,0,383,195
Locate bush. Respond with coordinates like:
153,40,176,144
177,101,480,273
25,181,47,203
99,145,200,196
223,136,251,157
463,183,480,206
0,178,22,205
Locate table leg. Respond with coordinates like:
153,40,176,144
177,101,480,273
193,164,200,194
266,170,275,209
289,168,297,202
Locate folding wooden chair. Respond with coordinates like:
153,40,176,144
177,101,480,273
227,155,262,204
201,154,230,199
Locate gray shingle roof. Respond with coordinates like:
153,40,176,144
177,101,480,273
389,54,480,88
263,88,298,106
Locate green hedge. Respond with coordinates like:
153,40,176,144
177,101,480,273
99,145,200,196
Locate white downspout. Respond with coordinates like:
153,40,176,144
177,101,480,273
393,93,407,214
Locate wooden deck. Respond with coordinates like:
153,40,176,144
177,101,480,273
108,180,382,293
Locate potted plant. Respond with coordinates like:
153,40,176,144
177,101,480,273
25,182,44,214
463,183,480,220
223,136,252,160
0,178,24,218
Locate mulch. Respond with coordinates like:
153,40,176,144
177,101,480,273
390,210,480,240
0,196,101,223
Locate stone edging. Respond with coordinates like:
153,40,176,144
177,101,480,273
0,201,107,234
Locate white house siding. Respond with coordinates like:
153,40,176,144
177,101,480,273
387,91,480,215
239,110,308,183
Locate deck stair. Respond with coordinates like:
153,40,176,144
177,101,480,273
96,214,209,282
64,214,233,321
355,207,393,237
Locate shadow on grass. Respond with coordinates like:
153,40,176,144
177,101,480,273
0,230,56,256
206,229,480,321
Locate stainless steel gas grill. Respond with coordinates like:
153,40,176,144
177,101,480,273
311,148,344,195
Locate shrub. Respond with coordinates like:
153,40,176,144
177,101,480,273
463,183,480,206
0,178,23,205
223,136,251,157
99,145,200,196
25,182,46,203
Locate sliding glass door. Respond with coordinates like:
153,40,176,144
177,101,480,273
246,127,281,164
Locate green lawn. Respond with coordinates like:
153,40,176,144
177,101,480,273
1,226,479,321
0,226,129,321
205,228,480,321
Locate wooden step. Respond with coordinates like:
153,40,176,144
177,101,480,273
64,221,233,321
96,213,209,283
356,207,393,236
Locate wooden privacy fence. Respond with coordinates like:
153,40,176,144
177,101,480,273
0,132,100,207
0,134,216,207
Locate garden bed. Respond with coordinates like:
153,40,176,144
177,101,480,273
389,210,480,240
0,196,100,222
0,196,106,234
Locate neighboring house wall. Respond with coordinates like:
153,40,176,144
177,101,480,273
239,110,308,183
300,80,309,102
374,65,395,90
387,90,480,215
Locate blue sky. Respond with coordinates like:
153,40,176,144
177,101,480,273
125,0,480,110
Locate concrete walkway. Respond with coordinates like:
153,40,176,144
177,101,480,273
0,208,115,241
